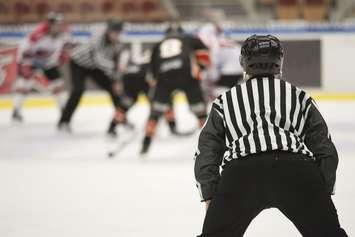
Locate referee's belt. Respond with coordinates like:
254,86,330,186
237,150,313,162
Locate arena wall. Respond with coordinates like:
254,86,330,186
1,23,355,94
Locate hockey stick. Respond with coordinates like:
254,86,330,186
107,129,139,158
171,128,197,137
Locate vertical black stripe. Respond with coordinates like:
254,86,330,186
294,136,301,151
225,127,234,145
221,94,237,159
257,79,272,150
289,85,297,133
283,130,298,151
295,91,306,132
226,90,243,137
233,139,242,155
303,97,313,116
268,78,283,149
299,97,313,138
217,95,223,107
235,85,251,154
221,95,239,158
279,80,287,128
246,80,261,153
221,109,234,145
280,80,293,149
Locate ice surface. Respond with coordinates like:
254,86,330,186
0,100,354,237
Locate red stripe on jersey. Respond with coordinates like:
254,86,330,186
195,50,211,66
29,22,50,44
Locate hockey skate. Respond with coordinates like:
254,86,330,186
11,109,23,122
107,119,135,138
167,121,196,137
140,136,151,155
57,122,72,133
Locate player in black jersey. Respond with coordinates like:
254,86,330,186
107,47,183,137
140,23,210,154
106,48,150,137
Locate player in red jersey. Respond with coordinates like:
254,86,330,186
12,12,72,122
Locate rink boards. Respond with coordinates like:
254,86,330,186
1,91,355,110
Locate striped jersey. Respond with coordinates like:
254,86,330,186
18,21,71,69
71,36,122,78
213,77,314,163
195,76,338,202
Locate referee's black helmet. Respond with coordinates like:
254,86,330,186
240,35,284,77
165,22,184,35
106,19,124,32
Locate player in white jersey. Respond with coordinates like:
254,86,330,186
12,12,71,122
197,23,243,98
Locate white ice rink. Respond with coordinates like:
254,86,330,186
0,99,354,237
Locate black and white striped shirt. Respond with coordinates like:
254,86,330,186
215,77,313,161
194,76,338,201
71,36,122,78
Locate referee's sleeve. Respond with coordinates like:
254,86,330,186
304,99,338,195
194,98,226,202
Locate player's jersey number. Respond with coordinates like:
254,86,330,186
160,39,182,58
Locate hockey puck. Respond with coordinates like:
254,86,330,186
107,152,115,158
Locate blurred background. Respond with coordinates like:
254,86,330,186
0,1,354,237
1,0,355,93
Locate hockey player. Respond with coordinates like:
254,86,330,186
12,12,71,121
107,45,190,137
140,23,210,154
216,35,243,88
197,23,243,97
194,35,347,236
58,19,125,132
106,46,151,136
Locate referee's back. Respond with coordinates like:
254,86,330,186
194,35,347,237
215,76,314,162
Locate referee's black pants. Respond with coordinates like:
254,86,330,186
199,151,347,237
59,60,120,123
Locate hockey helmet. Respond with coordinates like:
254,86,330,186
106,19,124,32
47,11,63,23
165,22,184,35
240,35,284,77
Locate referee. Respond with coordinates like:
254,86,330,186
194,35,347,237
58,20,126,132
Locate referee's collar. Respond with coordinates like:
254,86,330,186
249,75,275,80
